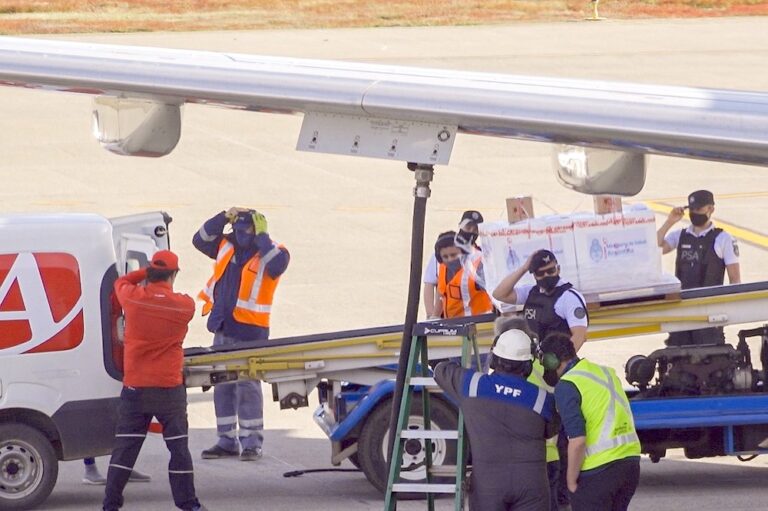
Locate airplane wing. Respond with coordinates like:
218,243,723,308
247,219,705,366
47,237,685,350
0,36,767,166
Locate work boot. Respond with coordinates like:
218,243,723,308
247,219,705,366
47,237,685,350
189,505,209,511
201,445,239,459
82,465,107,485
239,447,263,461
128,468,151,482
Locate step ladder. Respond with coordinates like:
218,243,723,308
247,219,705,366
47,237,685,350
384,321,480,511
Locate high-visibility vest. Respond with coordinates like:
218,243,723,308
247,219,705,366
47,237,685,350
198,240,284,328
528,360,559,463
560,359,641,471
437,253,492,318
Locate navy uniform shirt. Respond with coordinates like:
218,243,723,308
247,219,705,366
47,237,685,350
434,361,558,465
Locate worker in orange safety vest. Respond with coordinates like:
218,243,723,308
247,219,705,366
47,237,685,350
434,230,493,319
193,207,289,462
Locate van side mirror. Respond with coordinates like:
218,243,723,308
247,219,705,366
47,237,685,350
553,145,646,196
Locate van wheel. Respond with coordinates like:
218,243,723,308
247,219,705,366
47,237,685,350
357,396,457,500
0,424,58,510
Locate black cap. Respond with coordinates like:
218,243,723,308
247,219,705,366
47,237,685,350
459,209,483,229
688,190,714,210
529,249,557,273
460,210,484,226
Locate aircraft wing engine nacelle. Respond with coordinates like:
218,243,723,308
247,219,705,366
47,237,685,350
92,96,182,157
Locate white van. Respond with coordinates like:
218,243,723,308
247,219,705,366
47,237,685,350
0,212,168,510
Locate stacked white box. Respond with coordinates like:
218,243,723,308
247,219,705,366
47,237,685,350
478,215,579,299
479,205,676,300
571,208,666,293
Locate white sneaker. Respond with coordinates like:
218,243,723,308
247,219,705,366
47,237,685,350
82,470,107,485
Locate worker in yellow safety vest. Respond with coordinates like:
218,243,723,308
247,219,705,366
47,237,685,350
538,332,641,511
434,230,493,319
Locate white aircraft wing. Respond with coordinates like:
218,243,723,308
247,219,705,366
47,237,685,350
0,36,767,167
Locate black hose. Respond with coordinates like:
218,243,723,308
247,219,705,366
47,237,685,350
737,455,758,462
386,173,430,479
283,468,362,478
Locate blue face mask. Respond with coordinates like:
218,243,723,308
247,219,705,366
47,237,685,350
446,258,462,272
234,228,255,248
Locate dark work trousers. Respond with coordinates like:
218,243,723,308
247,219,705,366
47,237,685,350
103,385,200,511
546,460,560,511
570,457,640,511
556,428,570,506
468,461,549,511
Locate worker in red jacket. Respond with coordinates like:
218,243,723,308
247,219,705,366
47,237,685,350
102,250,206,511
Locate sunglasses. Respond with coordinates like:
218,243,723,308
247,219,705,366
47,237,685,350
533,265,559,278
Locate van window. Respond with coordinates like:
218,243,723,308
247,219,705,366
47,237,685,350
124,250,149,275
100,265,123,381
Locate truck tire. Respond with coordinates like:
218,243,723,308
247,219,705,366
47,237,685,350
357,396,458,499
348,452,362,470
0,424,59,510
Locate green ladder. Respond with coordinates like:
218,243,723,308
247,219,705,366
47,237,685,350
384,321,480,511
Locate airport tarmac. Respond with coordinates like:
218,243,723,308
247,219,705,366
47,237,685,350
2,15,768,510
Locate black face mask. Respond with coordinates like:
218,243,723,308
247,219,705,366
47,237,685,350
455,229,478,246
543,368,560,387
689,211,710,227
538,275,559,293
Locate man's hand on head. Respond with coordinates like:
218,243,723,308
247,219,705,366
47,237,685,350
225,207,250,223
253,212,268,235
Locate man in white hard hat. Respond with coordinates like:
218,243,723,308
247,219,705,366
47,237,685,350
434,328,559,510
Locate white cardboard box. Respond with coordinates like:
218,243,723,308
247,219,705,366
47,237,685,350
479,207,678,300
572,209,667,293
479,215,579,298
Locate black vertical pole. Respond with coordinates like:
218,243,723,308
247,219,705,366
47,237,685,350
386,163,434,489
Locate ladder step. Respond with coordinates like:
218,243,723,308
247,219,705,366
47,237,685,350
400,430,459,440
428,464,472,474
428,464,460,477
410,377,437,387
392,483,456,494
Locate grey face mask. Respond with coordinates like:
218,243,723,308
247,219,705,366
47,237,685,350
446,259,462,273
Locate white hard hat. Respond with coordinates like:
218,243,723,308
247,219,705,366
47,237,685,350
492,329,533,361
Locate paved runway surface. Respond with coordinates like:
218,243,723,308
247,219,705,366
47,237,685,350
2,16,768,510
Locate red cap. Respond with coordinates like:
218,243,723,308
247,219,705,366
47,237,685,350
150,250,179,271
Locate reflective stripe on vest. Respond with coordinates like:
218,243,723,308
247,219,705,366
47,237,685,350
437,253,492,319
235,246,281,313
198,241,236,314
528,361,559,463
561,360,640,470
198,240,283,327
